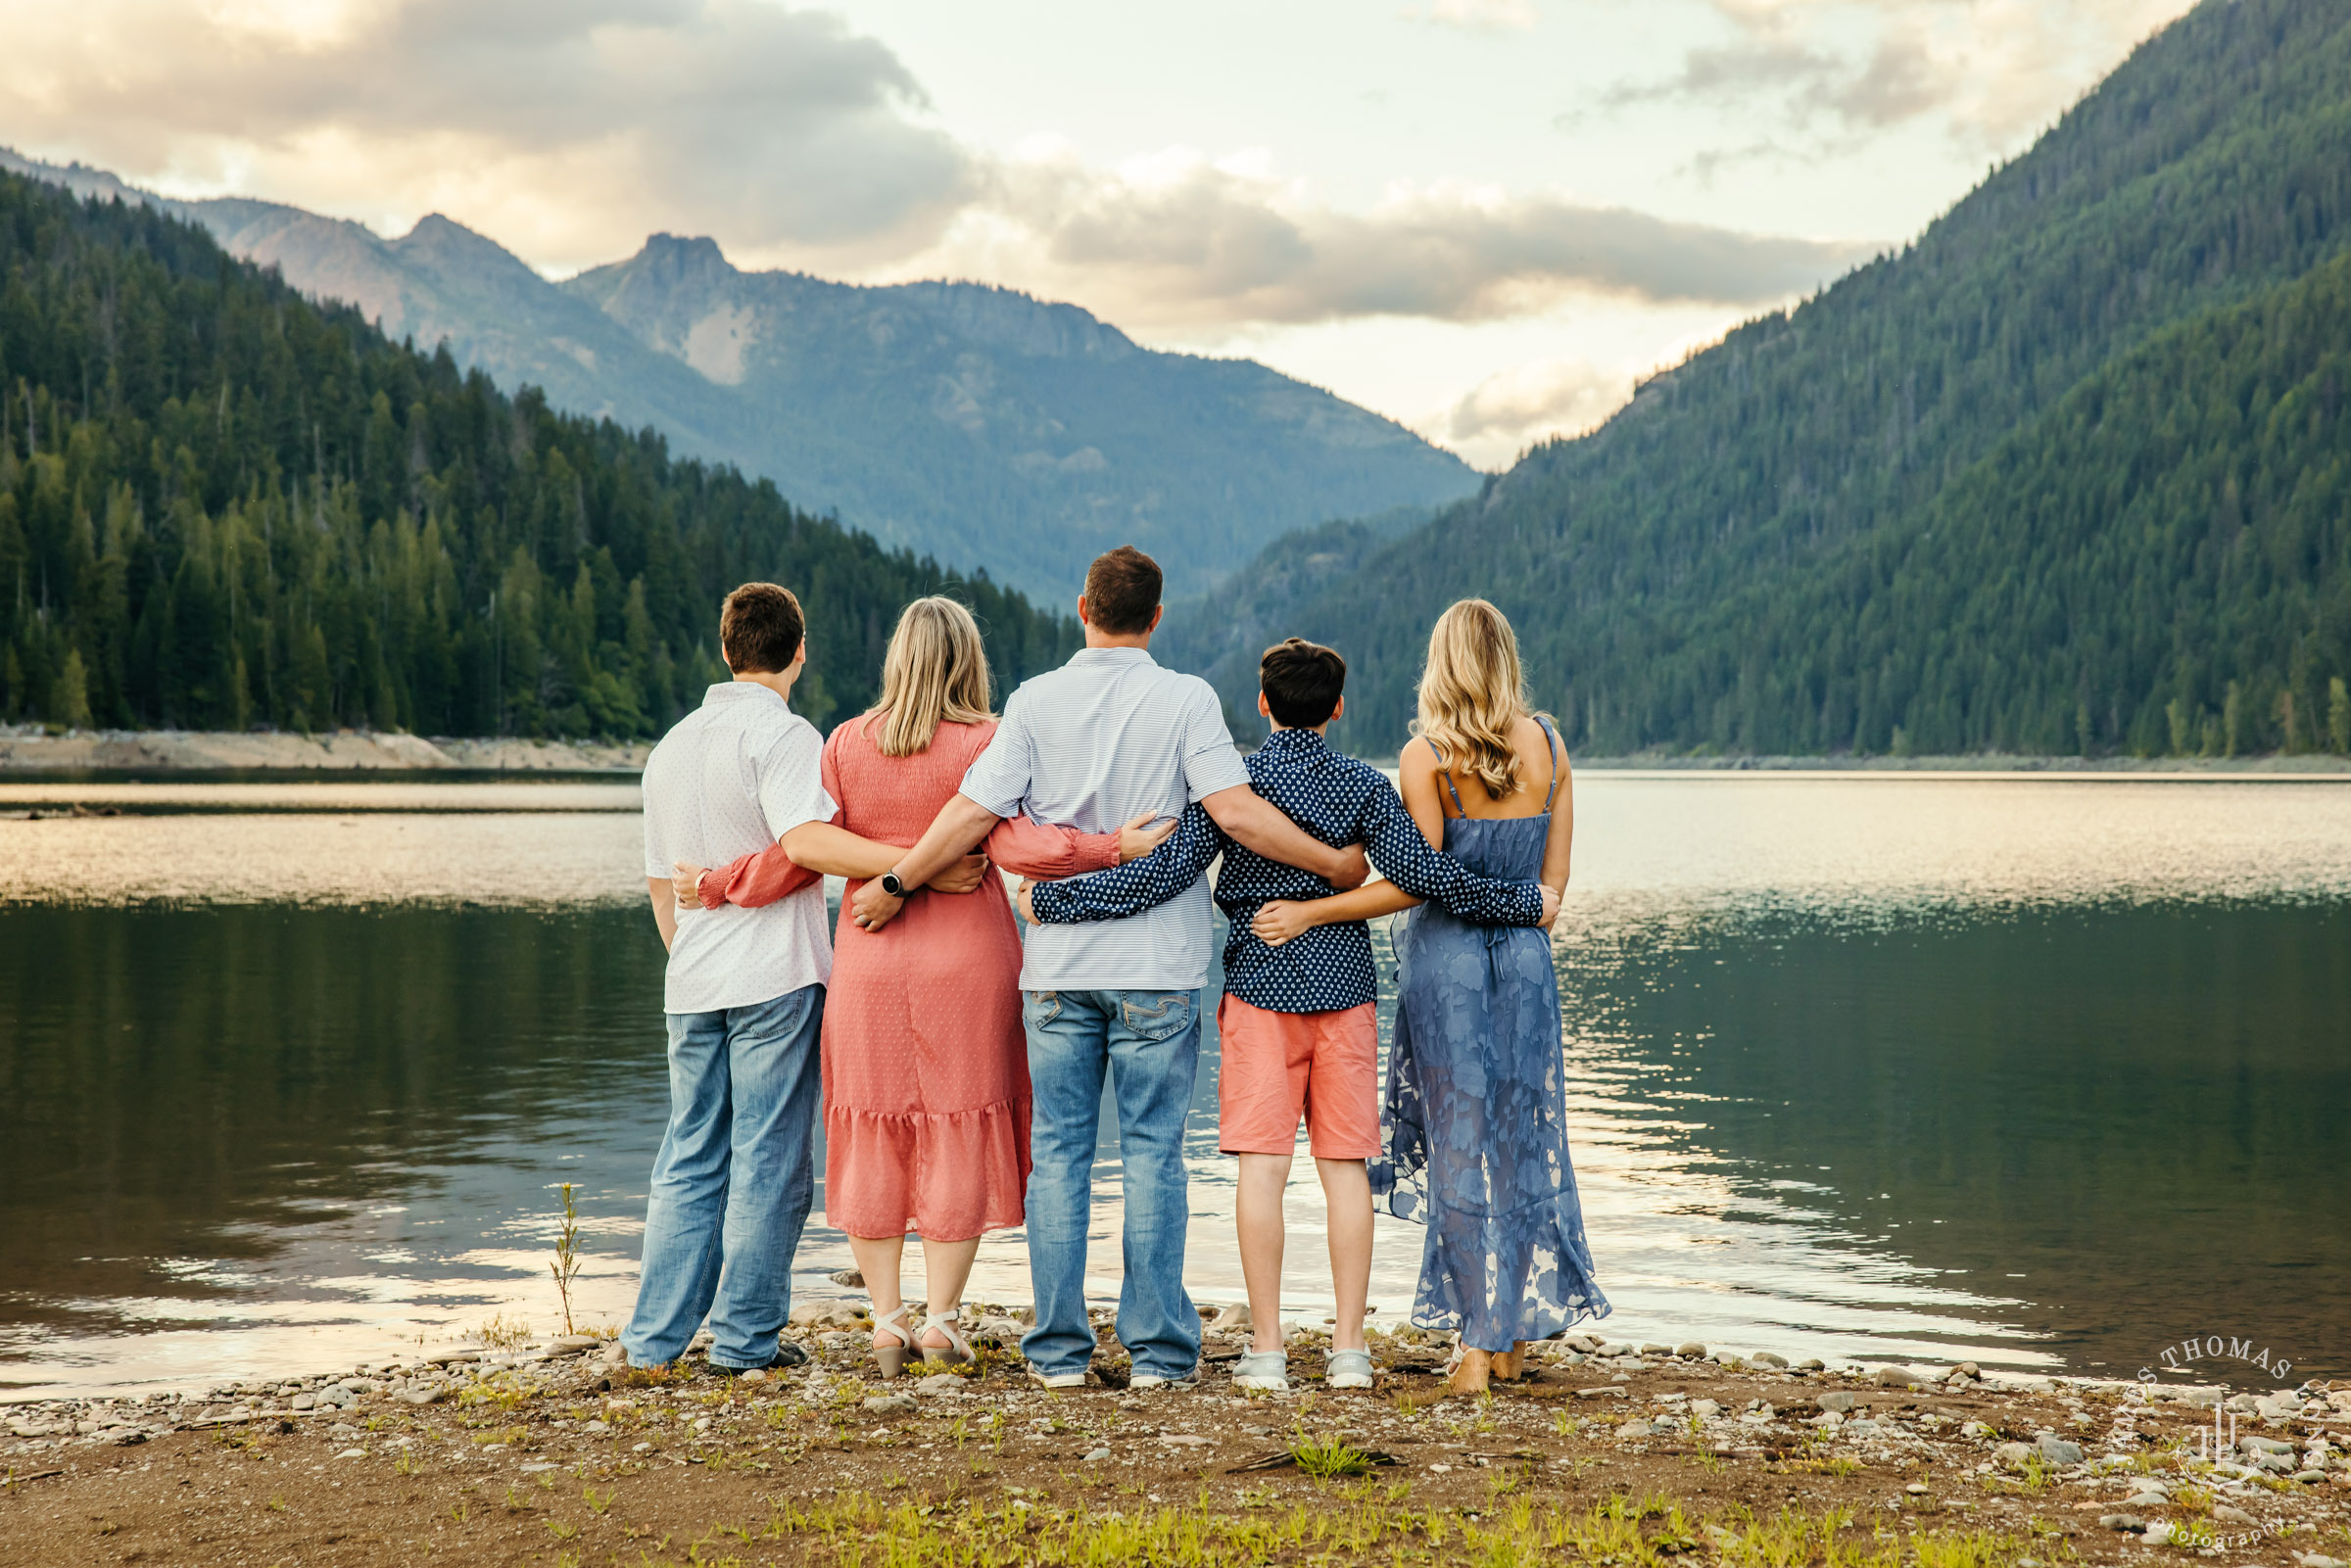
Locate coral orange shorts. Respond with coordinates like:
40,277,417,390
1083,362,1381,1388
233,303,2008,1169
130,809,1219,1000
1216,995,1379,1160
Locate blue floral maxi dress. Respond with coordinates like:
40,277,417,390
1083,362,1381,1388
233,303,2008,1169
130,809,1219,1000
1371,719,1609,1351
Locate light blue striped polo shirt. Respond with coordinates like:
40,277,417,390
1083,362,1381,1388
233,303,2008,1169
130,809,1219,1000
959,646,1251,991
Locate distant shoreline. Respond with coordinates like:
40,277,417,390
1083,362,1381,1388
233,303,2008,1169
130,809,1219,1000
0,726,650,775
4,727,2347,777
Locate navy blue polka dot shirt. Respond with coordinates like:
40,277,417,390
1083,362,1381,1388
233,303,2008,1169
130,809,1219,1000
1024,727,1546,1013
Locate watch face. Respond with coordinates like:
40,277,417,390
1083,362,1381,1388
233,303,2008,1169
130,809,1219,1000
882,873,904,897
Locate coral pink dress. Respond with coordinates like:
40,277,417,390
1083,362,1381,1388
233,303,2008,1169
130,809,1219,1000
699,716,1114,1241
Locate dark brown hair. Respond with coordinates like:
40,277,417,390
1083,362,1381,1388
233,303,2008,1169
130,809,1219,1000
1260,638,1347,729
1081,546,1163,636
720,582,805,674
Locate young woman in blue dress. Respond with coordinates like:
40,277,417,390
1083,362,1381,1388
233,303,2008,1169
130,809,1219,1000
1253,598,1609,1398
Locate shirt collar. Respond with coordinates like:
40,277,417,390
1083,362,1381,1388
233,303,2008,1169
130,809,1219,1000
1258,727,1328,757
1068,645,1157,667
701,681,789,712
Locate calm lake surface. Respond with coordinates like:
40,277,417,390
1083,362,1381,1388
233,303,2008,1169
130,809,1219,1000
2,772,2346,1398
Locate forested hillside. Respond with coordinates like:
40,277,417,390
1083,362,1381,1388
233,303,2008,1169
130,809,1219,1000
0,149,1477,605
1221,0,2351,758
0,171,1080,738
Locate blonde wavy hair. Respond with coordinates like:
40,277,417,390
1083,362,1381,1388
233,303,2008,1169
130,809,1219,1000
865,596,994,756
1413,598,1536,801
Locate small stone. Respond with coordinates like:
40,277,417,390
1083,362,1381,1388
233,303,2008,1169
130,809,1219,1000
789,1300,862,1329
1083,1447,1111,1462
553,1335,602,1354
862,1393,917,1416
631,1442,653,1453
1873,1365,1918,1388
1842,1419,1881,1437
1640,1343,1673,1357
519,1462,557,1473
918,1374,964,1395
1159,1434,1212,1447
395,1388,445,1406
1675,1342,1706,1359
2141,1522,2175,1545
2291,1554,2348,1568
1817,1392,1858,1414
1616,1419,1655,1439
290,1394,316,1410
1210,1304,1252,1334
1797,1357,1825,1372
830,1269,866,1288
2097,1514,2143,1533
2241,1435,2294,1456
736,1368,769,1386
2035,1435,2085,1467
1904,1483,1929,1496
335,1447,367,1459
1962,1421,1995,1439
1953,1361,1980,1380
1750,1351,1789,1369
1690,1400,1723,1419
2212,1505,2256,1525
2291,1469,2329,1484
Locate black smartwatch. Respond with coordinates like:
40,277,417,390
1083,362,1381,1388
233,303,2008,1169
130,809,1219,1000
879,871,908,898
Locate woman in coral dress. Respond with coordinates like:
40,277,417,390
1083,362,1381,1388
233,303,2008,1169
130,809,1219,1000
674,596,1166,1375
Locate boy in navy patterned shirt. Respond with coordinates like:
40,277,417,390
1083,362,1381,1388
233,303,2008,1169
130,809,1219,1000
1018,640,1556,1392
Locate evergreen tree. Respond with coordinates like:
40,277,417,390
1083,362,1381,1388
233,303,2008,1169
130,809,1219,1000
0,171,1080,738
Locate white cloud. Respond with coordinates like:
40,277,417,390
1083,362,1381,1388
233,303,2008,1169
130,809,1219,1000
1612,0,2195,147
915,148,1875,330
1423,356,1630,468
0,0,976,271
0,0,1876,332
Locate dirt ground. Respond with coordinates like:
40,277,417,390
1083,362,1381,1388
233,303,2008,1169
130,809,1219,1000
5,1321,2345,1568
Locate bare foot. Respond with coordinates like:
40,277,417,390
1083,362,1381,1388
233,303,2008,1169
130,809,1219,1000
1491,1341,1531,1381
1449,1347,1495,1397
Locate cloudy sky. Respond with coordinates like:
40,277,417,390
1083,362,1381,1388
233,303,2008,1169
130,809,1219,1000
3,0,2193,466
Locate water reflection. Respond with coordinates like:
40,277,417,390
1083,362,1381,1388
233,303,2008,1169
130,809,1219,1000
0,776,2345,1396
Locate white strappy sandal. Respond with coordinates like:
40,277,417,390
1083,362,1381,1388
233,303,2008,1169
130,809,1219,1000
872,1303,917,1379
919,1307,974,1367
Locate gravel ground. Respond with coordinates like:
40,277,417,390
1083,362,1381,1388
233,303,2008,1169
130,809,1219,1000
4,1318,2346,1567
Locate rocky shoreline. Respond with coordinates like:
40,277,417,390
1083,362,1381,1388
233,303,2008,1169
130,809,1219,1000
5,1309,2344,1567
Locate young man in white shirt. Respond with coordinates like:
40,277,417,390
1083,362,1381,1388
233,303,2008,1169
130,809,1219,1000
628,583,837,1373
847,546,1370,1389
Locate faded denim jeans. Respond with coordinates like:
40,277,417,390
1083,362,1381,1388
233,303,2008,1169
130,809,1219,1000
1020,987,1203,1382
623,984,824,1370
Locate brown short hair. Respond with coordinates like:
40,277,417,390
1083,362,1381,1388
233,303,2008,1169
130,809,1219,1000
1081,546,1163,636
720,582,805,674
1260,638,1347,729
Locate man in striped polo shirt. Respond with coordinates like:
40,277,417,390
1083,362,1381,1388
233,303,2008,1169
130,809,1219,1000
848,546,1368,1389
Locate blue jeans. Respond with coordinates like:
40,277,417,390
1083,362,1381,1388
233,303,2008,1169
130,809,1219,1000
623,984,824,1370
1020,987,1203,1381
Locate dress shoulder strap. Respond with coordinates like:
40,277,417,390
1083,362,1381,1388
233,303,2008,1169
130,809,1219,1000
1422,736,1466,815
1535,716,1562,811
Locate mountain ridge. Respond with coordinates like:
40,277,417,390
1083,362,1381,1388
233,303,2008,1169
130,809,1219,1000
0,147,1478,601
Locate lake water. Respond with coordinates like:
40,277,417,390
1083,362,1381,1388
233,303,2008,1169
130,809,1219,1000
3,772,2346,1398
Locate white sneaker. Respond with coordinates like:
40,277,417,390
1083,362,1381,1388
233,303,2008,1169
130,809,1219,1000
1325,1349,1374,1389
1028,1366,1088,1389
1232,1349,1288,1392
1130,1371,1198,1391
